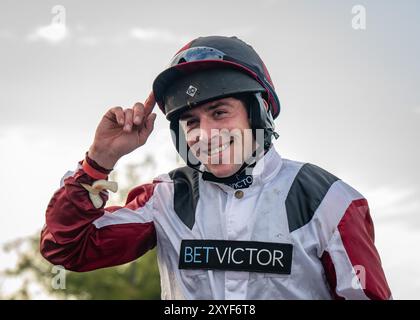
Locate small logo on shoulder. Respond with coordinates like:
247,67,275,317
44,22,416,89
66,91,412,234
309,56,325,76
186,85,198,97
179,239,293,274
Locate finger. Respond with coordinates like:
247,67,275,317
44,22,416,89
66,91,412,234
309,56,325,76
123,108,134,132
142,112,157,137
143,92,156,117
133,102,145,126
105,106,124,125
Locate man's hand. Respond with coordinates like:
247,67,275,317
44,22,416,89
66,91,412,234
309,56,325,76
88,92,157,169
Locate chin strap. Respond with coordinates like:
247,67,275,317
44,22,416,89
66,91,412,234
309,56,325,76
201,161,257,189
192,145,270,189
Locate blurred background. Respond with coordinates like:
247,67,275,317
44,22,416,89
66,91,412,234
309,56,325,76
0,0,419,299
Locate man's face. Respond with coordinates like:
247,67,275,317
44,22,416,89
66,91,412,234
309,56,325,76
179,97,255,178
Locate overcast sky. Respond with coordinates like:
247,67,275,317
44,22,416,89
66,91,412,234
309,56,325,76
0,0,419,299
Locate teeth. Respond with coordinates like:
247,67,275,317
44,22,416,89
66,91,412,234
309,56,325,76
208,142,230,156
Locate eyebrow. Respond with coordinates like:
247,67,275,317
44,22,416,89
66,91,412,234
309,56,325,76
180,101,229,120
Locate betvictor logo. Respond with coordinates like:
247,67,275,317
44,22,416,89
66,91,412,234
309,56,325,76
228,175,253,189
179,239,293,274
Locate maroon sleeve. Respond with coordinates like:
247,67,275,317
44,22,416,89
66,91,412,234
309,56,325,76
40,163,159,272
321,199,392,300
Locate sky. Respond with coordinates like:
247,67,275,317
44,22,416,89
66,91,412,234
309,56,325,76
0,0,419,299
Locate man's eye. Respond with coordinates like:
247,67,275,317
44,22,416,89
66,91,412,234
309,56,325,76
214,110,227,117
187,119,198,127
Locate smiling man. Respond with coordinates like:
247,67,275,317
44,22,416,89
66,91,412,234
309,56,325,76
178,96,257,178
40,36,391,300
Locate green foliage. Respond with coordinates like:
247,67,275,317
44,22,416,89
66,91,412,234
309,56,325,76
4,235,160,299
63,250,160,299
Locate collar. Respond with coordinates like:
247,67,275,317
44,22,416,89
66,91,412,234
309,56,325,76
200,146,283,192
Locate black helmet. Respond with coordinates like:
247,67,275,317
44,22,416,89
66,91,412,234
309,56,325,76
152,35,280,169
153,36,281,120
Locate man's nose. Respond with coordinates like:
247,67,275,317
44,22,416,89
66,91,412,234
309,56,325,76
198,117,219,142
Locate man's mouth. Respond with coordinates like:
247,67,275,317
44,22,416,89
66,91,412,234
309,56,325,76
204,138,234,156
